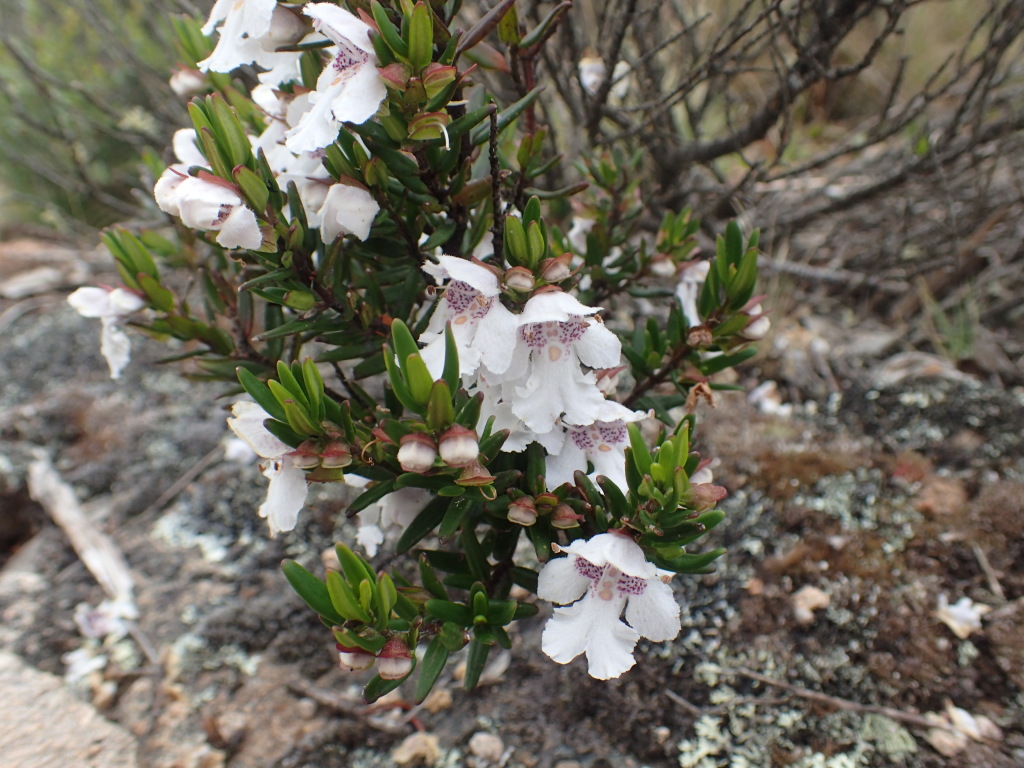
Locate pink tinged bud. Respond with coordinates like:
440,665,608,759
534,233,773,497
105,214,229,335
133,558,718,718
533,493,559,512
336,643,375,671
421,63,457,98
691,483,728,511
504,266,536,293
288,440,322,470
377,637,413,680
540,254,573,283
378,62,411,90
321,441,352,469
398,433,438,473
456,460,496,487
507,497,538,526
438,425,479,468
743,304,770,340
551,503,583,529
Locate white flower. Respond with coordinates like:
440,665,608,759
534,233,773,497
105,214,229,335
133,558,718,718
418,255,518,378
227,400,308,535
544,402,646,491
175,177,265,250
355,487,431,557
154,130,264,250
500,291,622,434
67,286,146,379
285,3,387,152
675,260,709,329
538,532,681,679
199,0,305,77
317,182,379,242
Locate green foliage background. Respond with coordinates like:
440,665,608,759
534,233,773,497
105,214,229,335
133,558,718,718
0,0,203,233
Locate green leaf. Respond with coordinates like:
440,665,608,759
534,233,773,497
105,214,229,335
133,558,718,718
348,479,398,515
327,569,373,623
237,368,287,422
136,273,175,313
408,1,433,72
395,496,448,552
425,598,472,625
462,637,490,690
282,560,344,625
441,323,461,393
419,555,448,600
364,664,416,703
336,543,378,586
471,86,545,146
405,352,434,407
370,1,410,59
415,636,450,701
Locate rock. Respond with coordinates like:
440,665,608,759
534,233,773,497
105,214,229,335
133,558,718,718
392,731,441,766
468,731,505,761
0,649,139,768
791,585,830,625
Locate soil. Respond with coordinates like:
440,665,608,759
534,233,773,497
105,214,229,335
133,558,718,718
1,239,1022,768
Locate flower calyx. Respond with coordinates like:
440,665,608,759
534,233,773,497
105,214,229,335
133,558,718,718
398,432,438,474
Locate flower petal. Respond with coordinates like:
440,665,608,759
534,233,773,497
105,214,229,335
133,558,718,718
624,578,681,642
518,291,599,324
541,593,639,679
575,321,622,369
227,401,291,459
67,287,112,318
305,2,375,53
99,318,133,380
259,458,307,535
326,58,388,126
318,182,379,242
537,555,590,604
559,533,657,579
437,255,501,296
216,205,264,250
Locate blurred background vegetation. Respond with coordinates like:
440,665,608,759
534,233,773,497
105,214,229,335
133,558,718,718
0,0,1021,380
0,0,203,236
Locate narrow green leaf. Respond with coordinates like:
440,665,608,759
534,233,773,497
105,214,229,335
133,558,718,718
414,636,450,702
282,560,344,625
237,367,287,422
327,569,373,623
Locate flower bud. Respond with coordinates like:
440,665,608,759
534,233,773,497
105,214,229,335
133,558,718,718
691,483,727,511
398,433,438,474
457,460,496,487
378,62,411,90
507,497,538,526
742,304,771,340
504,266,535,293
438,425,479,468
540,253,573,283
321,440,353,469
551,503,583,529
533,493,559,512
288,440,322,470
377,636,413,680
336,643,375,672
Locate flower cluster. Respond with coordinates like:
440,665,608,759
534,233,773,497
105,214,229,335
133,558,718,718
77,0,762,696
419,256,646,496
